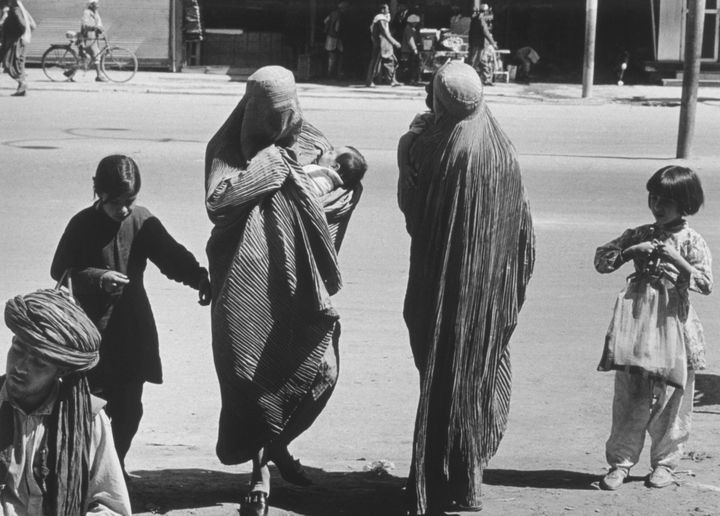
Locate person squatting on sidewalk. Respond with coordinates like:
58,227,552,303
51,155,212,481
1,289,131,515
594,165,712,491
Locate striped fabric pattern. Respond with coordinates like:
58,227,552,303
403,101,535,513
206,115,361,464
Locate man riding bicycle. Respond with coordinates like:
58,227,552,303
66,0,106,81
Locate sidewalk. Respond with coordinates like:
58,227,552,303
5,67,720,105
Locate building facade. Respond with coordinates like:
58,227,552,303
25,0,184,70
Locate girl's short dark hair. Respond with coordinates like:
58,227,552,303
93,155,141,198
336,146,368,187
646,165,704,215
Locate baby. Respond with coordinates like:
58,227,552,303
302,146,367,196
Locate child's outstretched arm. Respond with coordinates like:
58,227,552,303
140,216,211,305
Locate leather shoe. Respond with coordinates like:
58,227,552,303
270,446,312,486
239,491,268,516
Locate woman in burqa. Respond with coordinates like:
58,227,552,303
204,66,362,516
397,61,535,515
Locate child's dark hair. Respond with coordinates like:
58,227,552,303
93,155,141,198
646,165,704,216
336,146,368,187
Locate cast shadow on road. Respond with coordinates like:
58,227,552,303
484,469,599,491
128,466,406,515
128,466,603,514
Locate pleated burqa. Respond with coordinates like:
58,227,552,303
205,66,361,465
399,62,535,514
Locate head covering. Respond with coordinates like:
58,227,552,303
238,66,303,161
5,289,100,372
4,289,101,515
407,14,421,24
433,61,483,119
402,60,534,514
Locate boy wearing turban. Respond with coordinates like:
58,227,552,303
0,289,131,515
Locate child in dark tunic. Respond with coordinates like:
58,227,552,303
51,154,212,479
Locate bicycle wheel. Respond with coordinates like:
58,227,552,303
100,47,138,83
41,46,79,82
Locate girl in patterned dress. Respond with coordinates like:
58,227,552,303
594,165,712,491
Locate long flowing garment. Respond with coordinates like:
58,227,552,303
205,81,361,464
400,66,535,514
0,2,28,82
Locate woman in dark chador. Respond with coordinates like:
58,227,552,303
398,61,535,515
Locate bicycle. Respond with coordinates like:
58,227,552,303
41,32,138,83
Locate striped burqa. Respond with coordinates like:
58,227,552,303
399,62,535,514
205,66,361,464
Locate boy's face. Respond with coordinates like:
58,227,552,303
5,339,62,411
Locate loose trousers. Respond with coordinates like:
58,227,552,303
606,370,694,471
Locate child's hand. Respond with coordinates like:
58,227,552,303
198,274,212,306
654,241,682,264
626,241,655,259
100,271,129,294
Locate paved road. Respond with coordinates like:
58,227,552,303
1,85,720,515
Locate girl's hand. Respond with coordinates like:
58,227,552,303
100,271,129,294
198,274,212,306
654,241,682,264
626,241,655,259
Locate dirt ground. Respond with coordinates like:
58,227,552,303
2,87,720,515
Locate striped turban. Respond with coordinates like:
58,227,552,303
3,289,102,515
4,289,100,373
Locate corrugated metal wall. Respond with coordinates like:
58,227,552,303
24,0,172,68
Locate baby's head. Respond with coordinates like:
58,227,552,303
319,146,368,188
646,165,703,220
93,155,141,221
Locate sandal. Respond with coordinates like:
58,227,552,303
239,491,268,516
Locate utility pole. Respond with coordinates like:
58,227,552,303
582,0,598,98
677,0,705,159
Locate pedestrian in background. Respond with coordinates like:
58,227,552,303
466,3,497,85
365,3,401,87
2,289,131,515
397,61,534,515
323,1,349,80
0,0,34,96
51,154,212,481
400,14,422,85
595,165,712,491
79,0,106,81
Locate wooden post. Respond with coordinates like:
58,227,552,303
677,0,705,159
582,0,598,98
